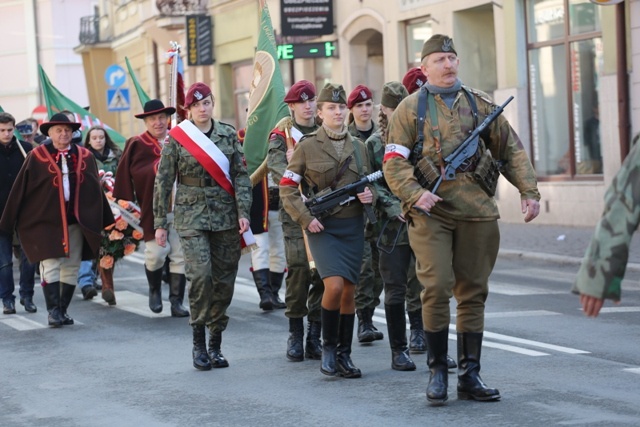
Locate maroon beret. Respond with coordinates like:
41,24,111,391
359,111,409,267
284,80,316,103
347,84,373,109
402,68,427,94
185,82,212,108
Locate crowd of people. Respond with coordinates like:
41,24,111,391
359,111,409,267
14,33,639,406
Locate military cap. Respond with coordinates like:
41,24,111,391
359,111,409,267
185,82,212,108
16,121,34,135
317,83,347,105
421,34,457,60
284,80,316,103
347,84,373,109
402,67,427,94
381,82,409,109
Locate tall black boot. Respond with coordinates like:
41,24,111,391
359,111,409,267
208,331,229,368
252,269,273,311
59,283,76,326
408,310,427,354
42,281,63,328
286,317,304,361
385,304,416,371
336,313,362,378
145,267,163,313
426,329,450,405
320,308,340,376
457,332,501,401
168,273,190,317
192,325,211,371
304,319,322,360
269,271,286,309
356,308,376,343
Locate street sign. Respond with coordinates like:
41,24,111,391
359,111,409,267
107,88,130,112
105,64,126,88
31,105,48,125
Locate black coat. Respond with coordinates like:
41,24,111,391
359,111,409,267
0,137,33,217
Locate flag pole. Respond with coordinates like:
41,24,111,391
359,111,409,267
168,41,180,129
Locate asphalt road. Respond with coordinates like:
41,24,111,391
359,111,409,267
2,252,639,426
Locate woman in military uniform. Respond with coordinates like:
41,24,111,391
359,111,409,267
280,83,375,378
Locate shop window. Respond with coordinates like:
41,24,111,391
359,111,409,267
314,57,333,92
526,0,603,177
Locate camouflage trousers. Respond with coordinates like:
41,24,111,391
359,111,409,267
408,213,499,332
281,219,324,322
378,244,423,312
355,240,383,310
178,228,241,334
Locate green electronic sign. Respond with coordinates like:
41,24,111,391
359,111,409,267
277,41,338,60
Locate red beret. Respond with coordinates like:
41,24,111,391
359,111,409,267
284,80,316,103
347,84,373,109
185,82,212,108
402,68,427,94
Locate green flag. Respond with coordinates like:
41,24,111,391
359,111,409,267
0,104,22,140
243,3,290,176
38,65,127,148
125,57,151,108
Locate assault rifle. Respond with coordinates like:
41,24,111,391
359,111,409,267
305,171,383,224
430,96,513,195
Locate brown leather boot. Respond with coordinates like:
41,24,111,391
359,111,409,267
99,267,116,306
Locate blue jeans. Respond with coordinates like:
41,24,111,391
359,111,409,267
78,260,96,288
0,234,36,303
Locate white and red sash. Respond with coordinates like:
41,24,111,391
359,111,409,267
169,120,256,251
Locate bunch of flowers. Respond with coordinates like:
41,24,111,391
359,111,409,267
98,171,144,269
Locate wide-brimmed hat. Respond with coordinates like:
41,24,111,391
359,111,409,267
134,99,176,119
40,113,82,136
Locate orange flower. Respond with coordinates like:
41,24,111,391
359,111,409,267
109,230,124,241
118,200,130,209
115,218,128,231
100,255,114,269
104,223,116,231
124,243,137,256
132,230,144,240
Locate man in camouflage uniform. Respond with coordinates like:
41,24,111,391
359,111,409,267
574,133,640,317
384,34,540,405
154,82,252,371
268,80,324,362
347,84,384,343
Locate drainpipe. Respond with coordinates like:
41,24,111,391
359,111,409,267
616,2,630,160
33,0,42,105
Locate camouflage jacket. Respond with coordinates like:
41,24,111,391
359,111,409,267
366,130,409,247
280,126,376,229
573,135,640,301
383,86,540,220
348,119,378,143
153,120,252,232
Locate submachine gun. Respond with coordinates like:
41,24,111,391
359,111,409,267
304,171,383,224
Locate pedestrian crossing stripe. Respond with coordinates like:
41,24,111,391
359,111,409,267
107,88,130,112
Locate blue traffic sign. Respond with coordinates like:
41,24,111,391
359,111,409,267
105,64,126,88
107,88,130,112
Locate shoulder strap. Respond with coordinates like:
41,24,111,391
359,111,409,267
416,86,429,145
351,138,365,177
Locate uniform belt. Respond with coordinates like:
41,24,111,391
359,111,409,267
178,175,214,187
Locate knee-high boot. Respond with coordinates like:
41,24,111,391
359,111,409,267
385,304,416,371
336,313,362,378
269,271,286,309
192,325,211,371
42,281,63,327
168,273,189,317
59,283,76,325
99,267,116,306
251,269,273,311
145,267,163,313
457,332,501,401
426,329,450,405
320,308,340,376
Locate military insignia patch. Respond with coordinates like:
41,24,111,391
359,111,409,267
332,90,340,102
301,92,309,101
442,38,453,52
194,91,203,100
360,89,367,99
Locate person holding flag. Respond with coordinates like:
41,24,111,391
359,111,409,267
153,82,253,371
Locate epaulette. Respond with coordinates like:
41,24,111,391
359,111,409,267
463,85,496,107
299,130,318,143
274,116,294,132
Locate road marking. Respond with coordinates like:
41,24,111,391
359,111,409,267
483,310,560,318
0,314,47,331
480,340,549,356
122,252,145,265
481,330,589,354
597,306,640,314
490,280,568,295
623,368,640,375
89,290,171,318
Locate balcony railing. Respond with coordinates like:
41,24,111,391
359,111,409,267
79,14,100,45
156,0,208,15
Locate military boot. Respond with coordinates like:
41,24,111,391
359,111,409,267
304,319,322,360
145,267,163,313
168,273,190,317
336,313,361,378
99,267,116,306
408,309,427,353
269,271,286,309
59,283,76,326
208,331,229,368
356,308,376,343
457,332,501,401
42,281,63,327
426,329,450,405
385,304,416,371
251,269,273,311
192,325,211,371
320,308,340,376
286,317,304,361
370,307,384,341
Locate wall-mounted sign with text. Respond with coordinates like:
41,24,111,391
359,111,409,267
277,41,338,60
280,0,333,37
186,15,214,66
